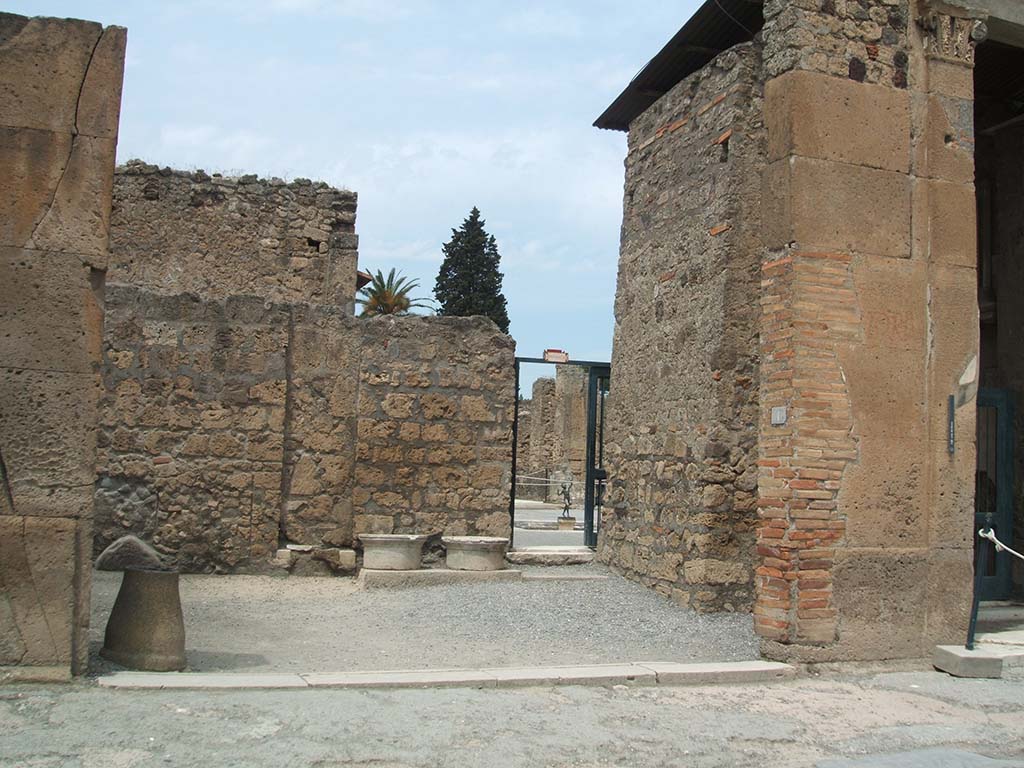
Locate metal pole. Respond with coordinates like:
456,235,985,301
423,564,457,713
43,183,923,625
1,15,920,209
508,359,520,550
966,528,989,650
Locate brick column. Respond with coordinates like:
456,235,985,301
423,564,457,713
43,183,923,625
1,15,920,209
756,0,982,661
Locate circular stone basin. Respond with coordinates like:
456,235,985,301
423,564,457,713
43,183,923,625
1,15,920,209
358,533,430,570
442,536,509,571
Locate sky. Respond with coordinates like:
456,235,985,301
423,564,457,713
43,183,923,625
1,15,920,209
13,0,700,393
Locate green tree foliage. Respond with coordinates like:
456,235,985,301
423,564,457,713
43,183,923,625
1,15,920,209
356,268,432,317
434,207,510,333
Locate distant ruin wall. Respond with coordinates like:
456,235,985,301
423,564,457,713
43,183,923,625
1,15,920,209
110,161,359,308
0,13,125,679
515,368,588,505
598,41,766,611
94,292,514,572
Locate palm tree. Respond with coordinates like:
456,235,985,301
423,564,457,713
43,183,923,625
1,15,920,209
356,268,433,317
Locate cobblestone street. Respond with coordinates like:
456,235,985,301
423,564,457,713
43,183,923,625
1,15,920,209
2,670,1023,767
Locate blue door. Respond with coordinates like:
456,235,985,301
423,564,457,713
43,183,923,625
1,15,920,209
975,388,1015,600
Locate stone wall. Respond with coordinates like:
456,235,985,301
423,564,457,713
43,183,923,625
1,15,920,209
352,316,514,539
96,288,296,572
598,41,766,611
755,0,981,660
110,161,359,308
97,161,515,572
548,366,588,504
0,13,125,680
95,293,514,571
520,377,556,501
762,0,912,88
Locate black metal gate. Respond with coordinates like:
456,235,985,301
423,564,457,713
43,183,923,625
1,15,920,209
975,388,1015,601
583,366,611,548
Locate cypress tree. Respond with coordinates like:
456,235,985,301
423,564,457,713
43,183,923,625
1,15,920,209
434,207,510,333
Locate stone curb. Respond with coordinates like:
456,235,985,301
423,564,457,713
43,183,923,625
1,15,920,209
97,661,795,690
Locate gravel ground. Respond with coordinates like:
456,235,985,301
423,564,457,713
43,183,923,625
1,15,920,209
3,671,1024,767
89,564,758,674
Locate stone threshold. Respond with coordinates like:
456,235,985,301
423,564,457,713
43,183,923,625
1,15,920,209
96,660,794,690
506,547,595,566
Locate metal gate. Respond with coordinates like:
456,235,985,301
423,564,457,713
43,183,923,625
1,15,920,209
583,366,610,548
975,388,1015,601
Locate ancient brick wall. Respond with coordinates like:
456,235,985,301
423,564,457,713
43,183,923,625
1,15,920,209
0,13,125,680
95,299,513,571
352,316,514,539
547,366,588,504
755,0,981,660
515,369,589,505
521,377,556,501
598,42,766,611
762,0,912,88
110,161,359,308
95,288,295,572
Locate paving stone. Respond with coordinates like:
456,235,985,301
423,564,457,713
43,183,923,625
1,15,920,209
635,660,795,684
303,669,498,689
97,672,309,689
816,748,1024,767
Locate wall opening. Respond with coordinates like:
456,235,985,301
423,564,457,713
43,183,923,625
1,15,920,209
974,39,1024,604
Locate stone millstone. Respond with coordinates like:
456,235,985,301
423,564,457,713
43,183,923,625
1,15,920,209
95,535,169,572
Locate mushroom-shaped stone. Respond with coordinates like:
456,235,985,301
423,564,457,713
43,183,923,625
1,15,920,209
96,536,185,672
442,536,509,571
95,535,169,572
358,533,430,570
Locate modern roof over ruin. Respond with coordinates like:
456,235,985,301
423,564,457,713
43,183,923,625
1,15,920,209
593,0,764,132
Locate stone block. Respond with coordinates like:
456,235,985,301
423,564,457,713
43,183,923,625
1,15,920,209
925,550,973,647
0,130,117,262
0,14,102,135
766,69,911,173
914,95,975,185
682,558,749,586
833,548,930,659
0,247,102,372
763,157,911,258
0,515,76,666
912,179,976,267
75,25,127,139
0,367,99,505
933,644,1018,679
312,546,357,573
927,60,974,101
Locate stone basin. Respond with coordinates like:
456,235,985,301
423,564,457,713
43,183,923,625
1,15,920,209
442,536,509,571
358,534,430,570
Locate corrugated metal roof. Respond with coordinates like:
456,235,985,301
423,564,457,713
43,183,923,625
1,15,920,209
594,0,764,132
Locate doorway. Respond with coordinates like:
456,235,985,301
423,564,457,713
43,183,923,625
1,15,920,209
974,38,1024,601
509,356,611,550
